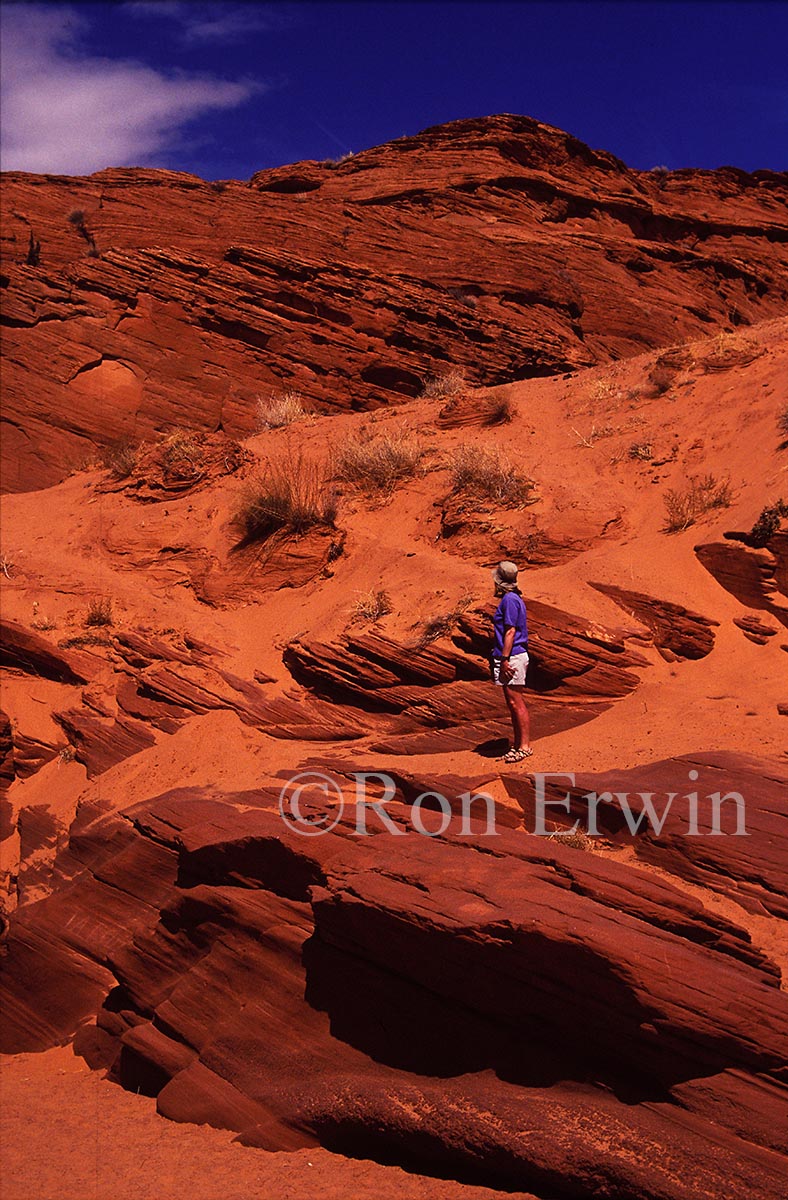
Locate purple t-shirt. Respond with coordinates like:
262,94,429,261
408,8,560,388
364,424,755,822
493,592,528,656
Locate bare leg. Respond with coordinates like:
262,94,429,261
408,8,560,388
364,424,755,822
503,685,531,751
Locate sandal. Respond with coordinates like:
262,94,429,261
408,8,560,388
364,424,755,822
502,747,533,764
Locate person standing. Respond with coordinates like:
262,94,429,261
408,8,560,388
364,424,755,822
491,561,532,763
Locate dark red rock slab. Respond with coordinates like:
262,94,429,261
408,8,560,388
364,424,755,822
696,540,788,629
590,581,718,659
507,751,788,919
4,761,788,1196
734,613,780,643
53,706,156,778
0,618,97,684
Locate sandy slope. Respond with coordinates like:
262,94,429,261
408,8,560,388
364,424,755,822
0,1047,534,1200
1,317,786,1199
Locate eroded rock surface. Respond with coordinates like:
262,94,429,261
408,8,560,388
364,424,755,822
1,771,787,1199
3,114,788,492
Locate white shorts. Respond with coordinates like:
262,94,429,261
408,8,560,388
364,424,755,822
492,651,529,687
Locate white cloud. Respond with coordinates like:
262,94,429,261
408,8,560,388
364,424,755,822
124,1,287,44
0,4,262,174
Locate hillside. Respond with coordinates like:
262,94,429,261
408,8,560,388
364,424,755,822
1,117,787,1200
2,113,787,492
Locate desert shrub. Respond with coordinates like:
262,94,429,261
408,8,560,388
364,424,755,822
546,827,594,851
421,370,466,400
483,395,516,426
101,437,138,480
159,429,204,480
779,404,788,438
449,445,534,506
354,589,392,621
572,423,616,447
748,500,788,548
446,286,478,309
332,430,427,493
234,455,337,545
418,595,474,646
85,597,113,627
257,390,307,430
663,474,732,532
25,231,41,266
66,208,98,254
61,632,112,648
628,442,653,461
31,617,58,631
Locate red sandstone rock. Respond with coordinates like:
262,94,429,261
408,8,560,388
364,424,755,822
3,115,788,493
507,752,788,919
2,778,787,1198
590,581,718,659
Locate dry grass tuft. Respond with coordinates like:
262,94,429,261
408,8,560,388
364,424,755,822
101,437,139,480
31,617,58,631
84,597,113,627
417,595,474,646
234,454,337,546
546,827,594,851
332,429,427,494
663,474,732,532
779,404,788,439
628,442,654,462
257,390,307,430
421,370,467,400
354,589,393,622
449,445,534,507
158,429,204,481
482,395,517,426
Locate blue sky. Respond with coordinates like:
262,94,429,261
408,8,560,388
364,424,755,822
1,0,786,178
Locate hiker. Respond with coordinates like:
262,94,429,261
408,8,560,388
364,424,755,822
491,561,532,763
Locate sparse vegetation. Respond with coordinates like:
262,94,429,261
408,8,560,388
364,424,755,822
628,442,654,462
332,429,427,494
234,455,337,545
421,370,466,400
417,595,473,646
449,445,534,507
256,390,307,430
84,597,113,627
101,437,138,480
482,395,516,426
663,474,732,532
25,230,41,266
66,207,99,256
546,827,594,851
60,633,112,648
572,424,616,447
748,500,788,548
354,589,393,622
0,554,13,579
159,429,204,481
779,404,788,439
31,617,58,631
446,286,478,309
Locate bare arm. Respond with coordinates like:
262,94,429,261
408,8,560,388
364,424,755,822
502,626,516,678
